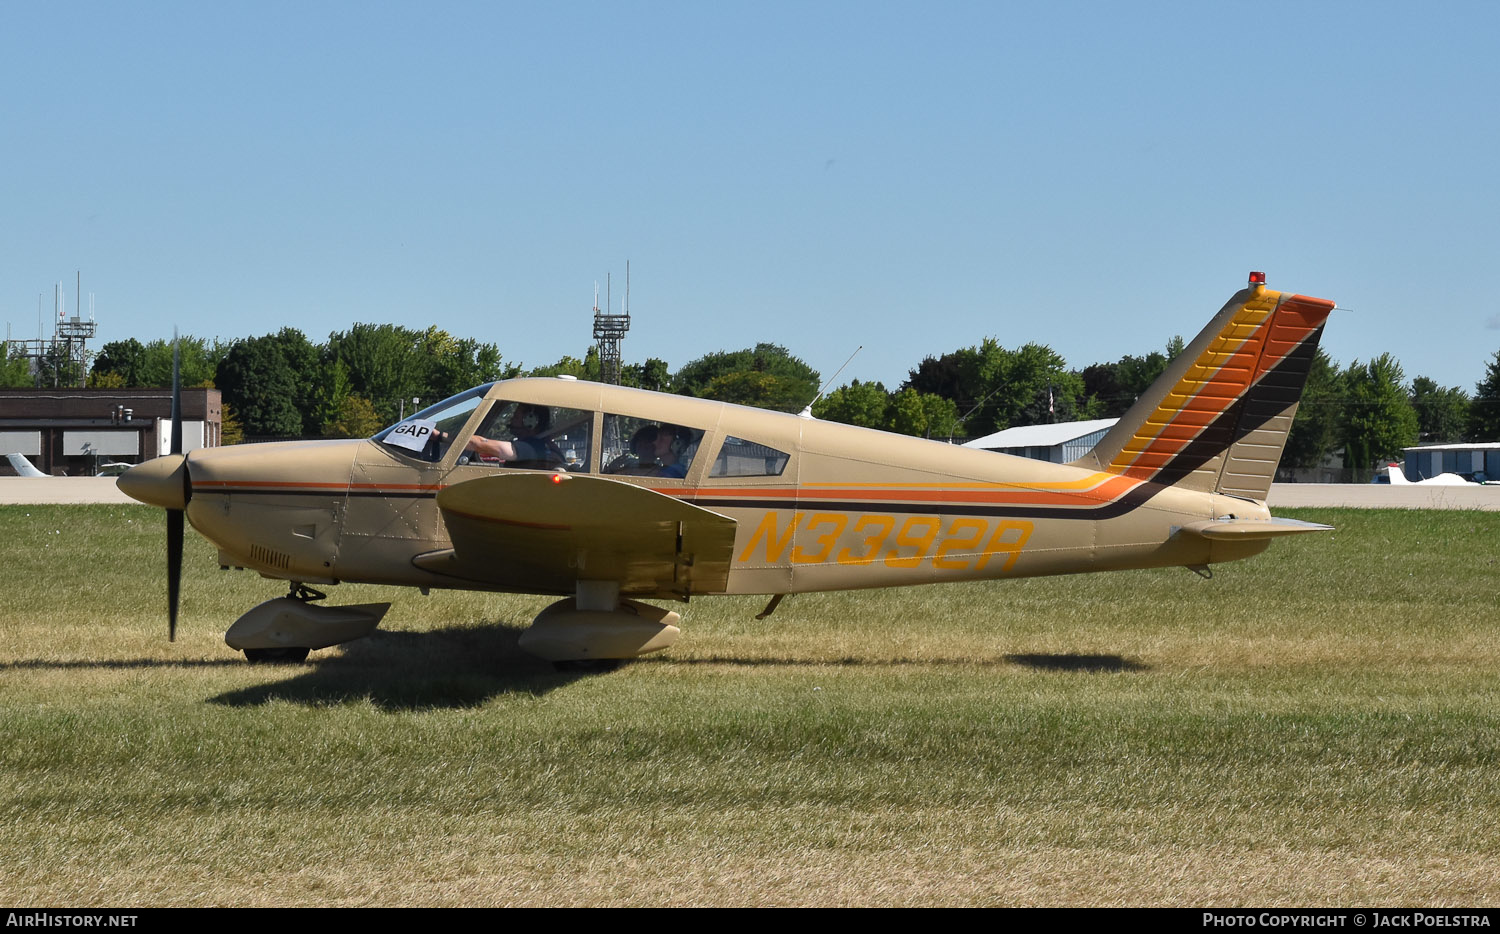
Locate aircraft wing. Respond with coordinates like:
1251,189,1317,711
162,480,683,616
415,473,738,596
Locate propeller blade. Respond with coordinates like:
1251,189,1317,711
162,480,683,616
170,330,182,456
167,329,184,641
167,508,182,642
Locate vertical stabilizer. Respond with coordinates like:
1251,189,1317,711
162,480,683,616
1070,273,1334,500
5,453,47,478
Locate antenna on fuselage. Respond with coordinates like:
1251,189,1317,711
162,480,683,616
798,345,863,419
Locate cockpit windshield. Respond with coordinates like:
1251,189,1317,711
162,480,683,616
372,383,494,461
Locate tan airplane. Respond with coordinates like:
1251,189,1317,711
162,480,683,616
119,272,1335,666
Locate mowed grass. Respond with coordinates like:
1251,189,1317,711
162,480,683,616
1,505,1498,906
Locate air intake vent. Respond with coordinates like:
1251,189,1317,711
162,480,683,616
250,544,292,571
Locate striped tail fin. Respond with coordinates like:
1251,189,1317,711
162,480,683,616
1069,274,1334,501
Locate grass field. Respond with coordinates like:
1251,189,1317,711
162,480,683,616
1,504,1498,906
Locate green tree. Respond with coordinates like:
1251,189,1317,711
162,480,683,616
969,342,1080,436
1284,348,1344,470
905,344,994,426
416,327,513,400
322,393,385,438
1467,350,1500,441
701,369,814,412
907,339,1085,438
675,343,819,413
91,338,147,386
324,323,424,425
1340,354,1418,479
915,392,961,440
0,346,34,388
813,380,890,428
1011,345,1087,427
1409,377,1470,444
883,388,960,438
1079,337,1183,417
528,354,592,379
322,323,514,427
135,336,225,388
87,369,127,389
220,403,245,445
622,357,672,392
262,328,320,434
884,388,930,436
313,357,356,435
216,336,304,437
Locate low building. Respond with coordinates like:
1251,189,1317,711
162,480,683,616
1402,442,1500,482
961,418,1119,463
0,388,222,476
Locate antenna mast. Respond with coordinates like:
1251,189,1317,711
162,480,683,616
5,271,98,388
592,260,631,385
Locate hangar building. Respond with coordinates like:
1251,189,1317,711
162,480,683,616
0,388,222,476
961,418,1119,463
1402,442,1500,483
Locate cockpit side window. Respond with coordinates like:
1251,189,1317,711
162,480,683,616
460,401,592,471
710,435,790,477
601,414,704,479
373,385,490,462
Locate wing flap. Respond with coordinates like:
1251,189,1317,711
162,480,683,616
419,473,737,596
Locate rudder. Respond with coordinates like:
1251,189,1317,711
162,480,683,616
1070,273,1334,500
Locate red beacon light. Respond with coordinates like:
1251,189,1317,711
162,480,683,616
1248,271,1267,286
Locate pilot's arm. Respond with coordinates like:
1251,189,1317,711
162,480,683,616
465,434,520,461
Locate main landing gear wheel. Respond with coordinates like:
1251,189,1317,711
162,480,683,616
243,647,311,664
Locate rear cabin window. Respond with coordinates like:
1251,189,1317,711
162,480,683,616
601,414,703,480
710,435,789,477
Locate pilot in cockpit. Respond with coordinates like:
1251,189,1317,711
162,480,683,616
609,423,691,478
463,403,565,469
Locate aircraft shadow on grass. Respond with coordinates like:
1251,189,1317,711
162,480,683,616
206,635,1151,710
616,651,1149,673
209,619,589,710
1004,653,1149,673
3,640,1147,711
1,658,247,671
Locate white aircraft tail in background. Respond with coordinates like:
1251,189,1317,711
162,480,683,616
1375,463,1473,486
5,454,47,478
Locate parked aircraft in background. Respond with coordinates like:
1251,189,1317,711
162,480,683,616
1373,463,1478,486
119,272,1336,667
4,454,47,478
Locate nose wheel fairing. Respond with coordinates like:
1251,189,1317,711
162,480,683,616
224,597,391,653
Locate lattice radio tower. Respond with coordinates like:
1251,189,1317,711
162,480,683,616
592,261,631,385
5,272,97,388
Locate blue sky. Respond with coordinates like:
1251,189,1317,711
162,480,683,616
4,1,1498,396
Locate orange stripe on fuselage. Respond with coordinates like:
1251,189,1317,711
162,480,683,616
802,474,1114,492
193,480,446,492
194,475,1147,510
666,473,1142,508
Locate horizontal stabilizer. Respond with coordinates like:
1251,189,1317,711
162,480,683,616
418,473,738,596
1176,517,1333,540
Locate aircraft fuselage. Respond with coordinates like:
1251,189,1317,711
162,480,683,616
181,378,1268,599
